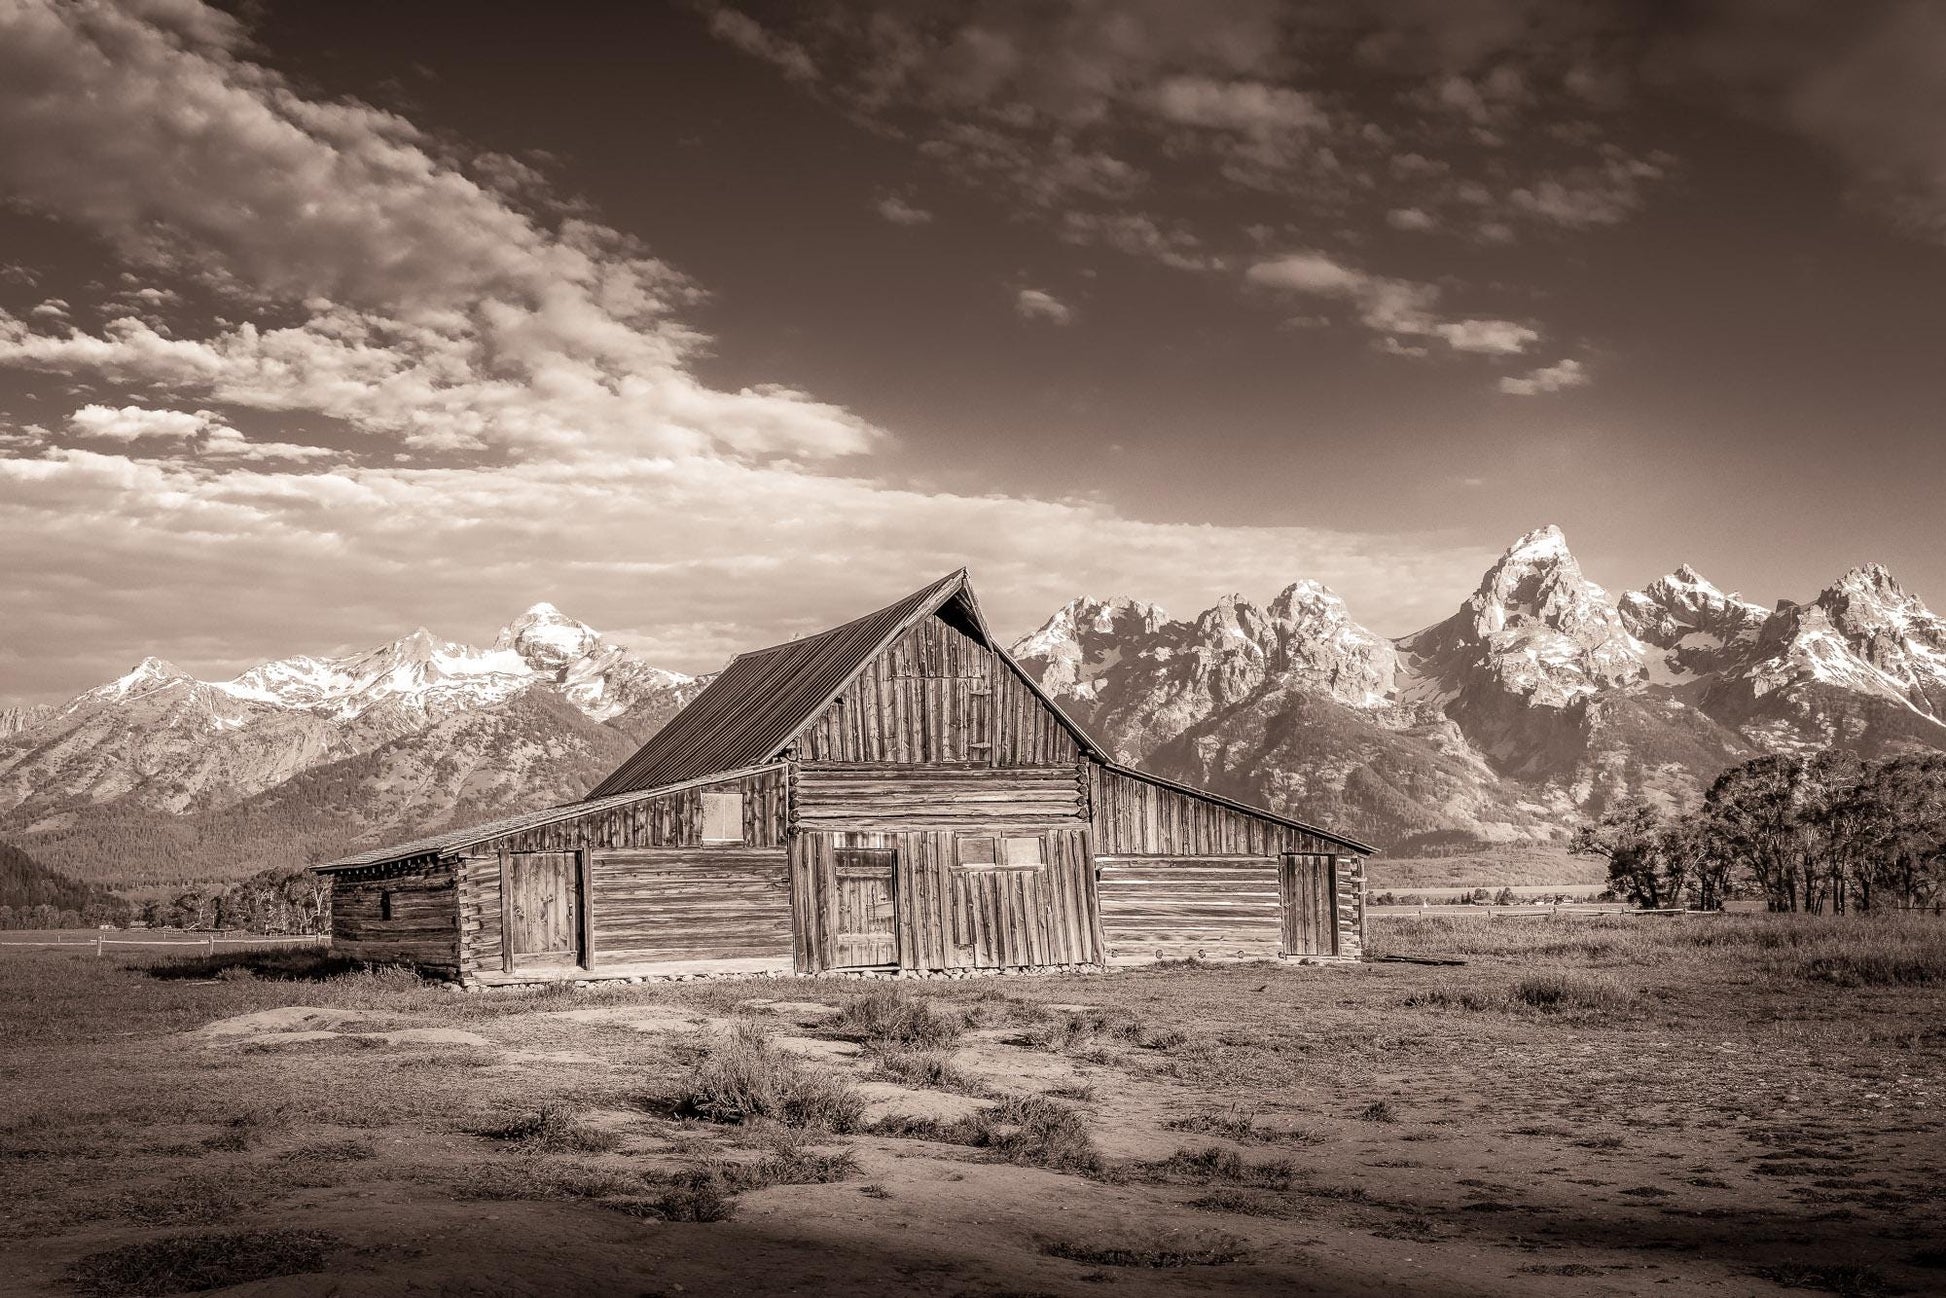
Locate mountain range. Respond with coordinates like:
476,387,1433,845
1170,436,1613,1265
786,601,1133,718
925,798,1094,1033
1010,526,1946,853
0,605,696,887
5,526,1944,889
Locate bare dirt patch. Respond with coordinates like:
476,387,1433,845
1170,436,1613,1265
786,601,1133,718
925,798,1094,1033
2,915,1941,1296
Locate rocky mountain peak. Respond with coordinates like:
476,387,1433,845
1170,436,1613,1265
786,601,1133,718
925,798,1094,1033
109,656,189,694
1399,526,1645,706
495,602,603,671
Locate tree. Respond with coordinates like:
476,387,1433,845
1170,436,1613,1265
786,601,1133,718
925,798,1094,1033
1573,801,1692,910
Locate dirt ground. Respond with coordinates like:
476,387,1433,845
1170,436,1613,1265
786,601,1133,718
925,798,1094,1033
2,914,1942,1297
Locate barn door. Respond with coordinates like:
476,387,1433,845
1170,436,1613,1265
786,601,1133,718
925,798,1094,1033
829,848,898,968
503,852,582,970
1281,854,1338,956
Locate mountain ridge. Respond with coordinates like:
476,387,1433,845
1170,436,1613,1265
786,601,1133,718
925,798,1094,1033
1013,525,1946,851
8,528,1944,888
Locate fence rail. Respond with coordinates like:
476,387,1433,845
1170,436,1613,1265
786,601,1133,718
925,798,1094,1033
0,933,329,954
1367,904,1686,919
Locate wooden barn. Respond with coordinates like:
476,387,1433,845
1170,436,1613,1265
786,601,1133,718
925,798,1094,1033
313,572,1373,985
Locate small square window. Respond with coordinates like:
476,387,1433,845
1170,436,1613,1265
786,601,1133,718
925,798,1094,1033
999,837,1044,867
379,890,395,921
956,835,996,866
701,792,744,843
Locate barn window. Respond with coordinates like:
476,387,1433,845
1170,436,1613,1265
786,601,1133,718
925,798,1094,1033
701,792,745,843
957,835,996,865
955,835,1043,869
999,836,1044,867
379,890,395,921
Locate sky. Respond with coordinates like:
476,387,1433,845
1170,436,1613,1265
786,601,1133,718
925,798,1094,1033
3,0,1945,705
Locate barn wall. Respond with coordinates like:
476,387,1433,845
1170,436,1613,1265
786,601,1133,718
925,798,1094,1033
1090,764,1364,963
587,847,792,965
330,856,458,970
790,825,1099,973
791,762,1087,831
452,769,788,977
797,615,1081,767
1096,855,1282,962
1089,765,1349,857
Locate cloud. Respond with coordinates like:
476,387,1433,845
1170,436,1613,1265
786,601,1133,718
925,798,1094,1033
0,1,891,465
1385,207,1437,231
1246,251,1538,355
1508,150,1671,229
1014,288,1074,325
68,404,212,442
1148,76,1327,134
1498,358,1588,396
0,444,1494,702
0,0,1495,705
1057,210,1212,270
874,193,933,225
706,8,818,84
66,403,336,461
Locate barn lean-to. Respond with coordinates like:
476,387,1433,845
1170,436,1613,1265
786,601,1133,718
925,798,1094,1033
314,571,1373,985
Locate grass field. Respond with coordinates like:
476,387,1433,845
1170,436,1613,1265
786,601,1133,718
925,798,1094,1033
2,915,1942,1297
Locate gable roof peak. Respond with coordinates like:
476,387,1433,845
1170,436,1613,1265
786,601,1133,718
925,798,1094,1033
586,568,1080,797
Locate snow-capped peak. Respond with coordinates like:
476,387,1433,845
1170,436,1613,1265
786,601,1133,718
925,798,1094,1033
108,657,188,695
495,602,603,671
1398,525,1646,705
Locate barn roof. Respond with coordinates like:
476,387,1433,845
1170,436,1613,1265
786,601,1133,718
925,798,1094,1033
311,764,783,871
586,569,1107,797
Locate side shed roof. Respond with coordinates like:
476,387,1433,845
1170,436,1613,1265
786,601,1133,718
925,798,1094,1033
312,764,783,871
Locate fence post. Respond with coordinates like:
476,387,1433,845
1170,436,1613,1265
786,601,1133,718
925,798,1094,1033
95,936,103,957
206,935,215,955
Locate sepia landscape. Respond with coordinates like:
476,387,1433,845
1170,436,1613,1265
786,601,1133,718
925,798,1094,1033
5,2,1946,1296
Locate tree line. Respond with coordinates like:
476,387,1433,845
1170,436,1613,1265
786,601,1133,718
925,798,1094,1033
136,867,333,935
1574,752,1946,913
0,841,131,928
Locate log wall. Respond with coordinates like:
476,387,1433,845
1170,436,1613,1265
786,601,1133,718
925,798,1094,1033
330,856,458,971
587,847,792,965
1090,764,1365,962
798,615,1081,767
453,769,787,976
792,762,1087,831
1090,765,1350,857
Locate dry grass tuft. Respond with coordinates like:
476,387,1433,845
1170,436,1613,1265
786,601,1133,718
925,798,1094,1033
1749,1262,1898,1296
1024,1006,1187,1053
1040,1229,1249,1268
68,1229,340,1296
867,1047,986,1095
874,1095,1106,1176
467,1159,636,1202
836,986,967,1049
1134,1145,1297,1189
1189,1186,1303,1218
277,1138,376,1162
1401,970,1632,1016
1165,1107,1327,1146
619,1142,860,1222
477,1103,621,1154
669,1025,865,1132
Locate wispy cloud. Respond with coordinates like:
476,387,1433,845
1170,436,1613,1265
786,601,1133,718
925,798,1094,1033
1014,288,1074,325
1246,252,1539,357
1499,358,1589,396
874,193,933,226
